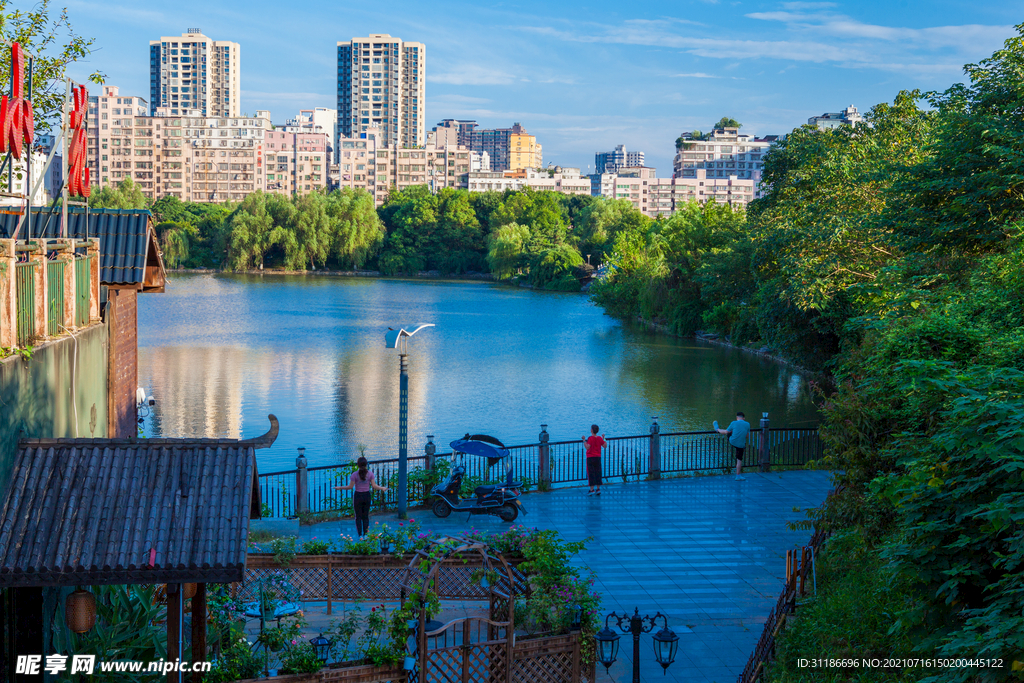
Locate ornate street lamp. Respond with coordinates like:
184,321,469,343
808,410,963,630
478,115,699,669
595,608,679,682
309,633,331,663
384,324,435,520
379,534,391,555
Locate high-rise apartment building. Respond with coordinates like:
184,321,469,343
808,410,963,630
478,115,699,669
595,144,644,174
336,34,425,151
149,29,240,117
672,127,777,198
433,120,539,172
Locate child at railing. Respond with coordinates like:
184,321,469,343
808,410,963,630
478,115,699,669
334,457,388,537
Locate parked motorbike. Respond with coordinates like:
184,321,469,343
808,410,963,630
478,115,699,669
430,434,527,522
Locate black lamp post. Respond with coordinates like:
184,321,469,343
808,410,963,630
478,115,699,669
570,604,583,631
309,633,331,663
379,534,391,555
595,608,679,682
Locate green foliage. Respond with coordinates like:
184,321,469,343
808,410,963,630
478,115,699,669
0,0,102,138
279,642,323,674
767,531,918,682
530,245,583,290
52,585,167,679
203,637,263,683
89,177,148,210
714,116,742,129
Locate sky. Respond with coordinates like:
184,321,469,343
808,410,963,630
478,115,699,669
60,0,1018,174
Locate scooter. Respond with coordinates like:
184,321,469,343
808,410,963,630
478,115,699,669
430,434,528,522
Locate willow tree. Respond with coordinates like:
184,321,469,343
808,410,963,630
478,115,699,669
327,187,384,269
227,191,280,270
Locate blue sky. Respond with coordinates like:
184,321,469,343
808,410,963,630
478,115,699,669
62,0,1017,173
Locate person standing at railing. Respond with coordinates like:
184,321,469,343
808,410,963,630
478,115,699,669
334,457,388,537
582,425,607,496
714,412,750,481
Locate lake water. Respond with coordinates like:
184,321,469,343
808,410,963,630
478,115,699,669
138,274,820,473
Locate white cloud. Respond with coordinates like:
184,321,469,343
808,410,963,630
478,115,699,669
671,72,720,78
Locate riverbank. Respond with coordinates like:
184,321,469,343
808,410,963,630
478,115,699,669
635,316,834,390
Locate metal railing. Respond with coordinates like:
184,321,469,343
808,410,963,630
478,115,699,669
46,259,65,337
258,426,823,518
74,256,91,327
15,261,35,346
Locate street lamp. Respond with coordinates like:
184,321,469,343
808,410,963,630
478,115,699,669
384,324,435,520
309,633,331,663
595,608,679,682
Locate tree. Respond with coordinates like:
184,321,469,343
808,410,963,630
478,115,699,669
713,117,741,129
486,222,531,279
227,191,282,270
574,197,651,261
0,0,104,136
89,177,147,209
326,188,384,269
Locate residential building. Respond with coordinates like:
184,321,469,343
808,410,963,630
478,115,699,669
595,144,644,174
35,134,62,201
0,151,48,206
263,130,330,196
467,167,588,196
283,108,338,162
433,120,537,172
149,29,240,117
808,105,864,130
672,127,777,198
470,151,490,172
508,131,542,172
336,33,426,150
89,87,333,202
466,171,523,193
592,166,756,216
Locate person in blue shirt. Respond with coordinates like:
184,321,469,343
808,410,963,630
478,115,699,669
714,412,751,481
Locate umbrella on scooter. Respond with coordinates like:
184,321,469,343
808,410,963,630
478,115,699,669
450,434,509,468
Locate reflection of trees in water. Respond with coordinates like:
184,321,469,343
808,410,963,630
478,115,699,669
141,347,245,439
602,331,819,429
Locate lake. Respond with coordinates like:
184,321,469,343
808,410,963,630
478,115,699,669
138,274,820,473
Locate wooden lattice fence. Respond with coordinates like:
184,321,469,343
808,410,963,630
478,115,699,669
239,554,531,614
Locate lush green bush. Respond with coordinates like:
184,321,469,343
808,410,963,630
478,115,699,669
767,531,918,683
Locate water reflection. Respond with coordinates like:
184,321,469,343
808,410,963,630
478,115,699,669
138,274,819,472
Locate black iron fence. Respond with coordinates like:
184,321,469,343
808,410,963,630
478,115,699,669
257,422,823,519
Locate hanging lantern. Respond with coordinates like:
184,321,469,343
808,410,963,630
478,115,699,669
594,627,620,672
652,626,680,672
182,583,197,600
66,589,97,634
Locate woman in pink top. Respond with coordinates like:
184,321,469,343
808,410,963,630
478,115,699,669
334,457,388,537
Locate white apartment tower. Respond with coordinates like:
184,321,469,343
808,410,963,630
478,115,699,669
150,29,240,117
336,34,425,151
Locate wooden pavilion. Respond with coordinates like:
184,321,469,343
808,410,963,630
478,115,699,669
0,415,278,683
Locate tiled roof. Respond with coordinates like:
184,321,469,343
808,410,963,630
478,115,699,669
0,416,278,587
0,208,158,287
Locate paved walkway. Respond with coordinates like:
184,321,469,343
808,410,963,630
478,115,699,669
254,470,833,683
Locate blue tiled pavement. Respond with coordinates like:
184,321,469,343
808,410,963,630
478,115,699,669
279,470,834,682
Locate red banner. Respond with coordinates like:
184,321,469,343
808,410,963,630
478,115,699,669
67,84,90,197
0,43,34,159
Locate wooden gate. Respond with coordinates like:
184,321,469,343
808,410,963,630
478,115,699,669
422,618,510,683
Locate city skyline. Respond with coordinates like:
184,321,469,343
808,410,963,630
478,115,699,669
63,0,1016,173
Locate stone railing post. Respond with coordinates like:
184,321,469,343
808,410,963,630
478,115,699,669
0,240,14,348
29,242,46,340
87,238,100,322
538,424,550,488
424,435,436,471
295,447,308,516
649,417,661,480
759,412,771,472
55,239,75,332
